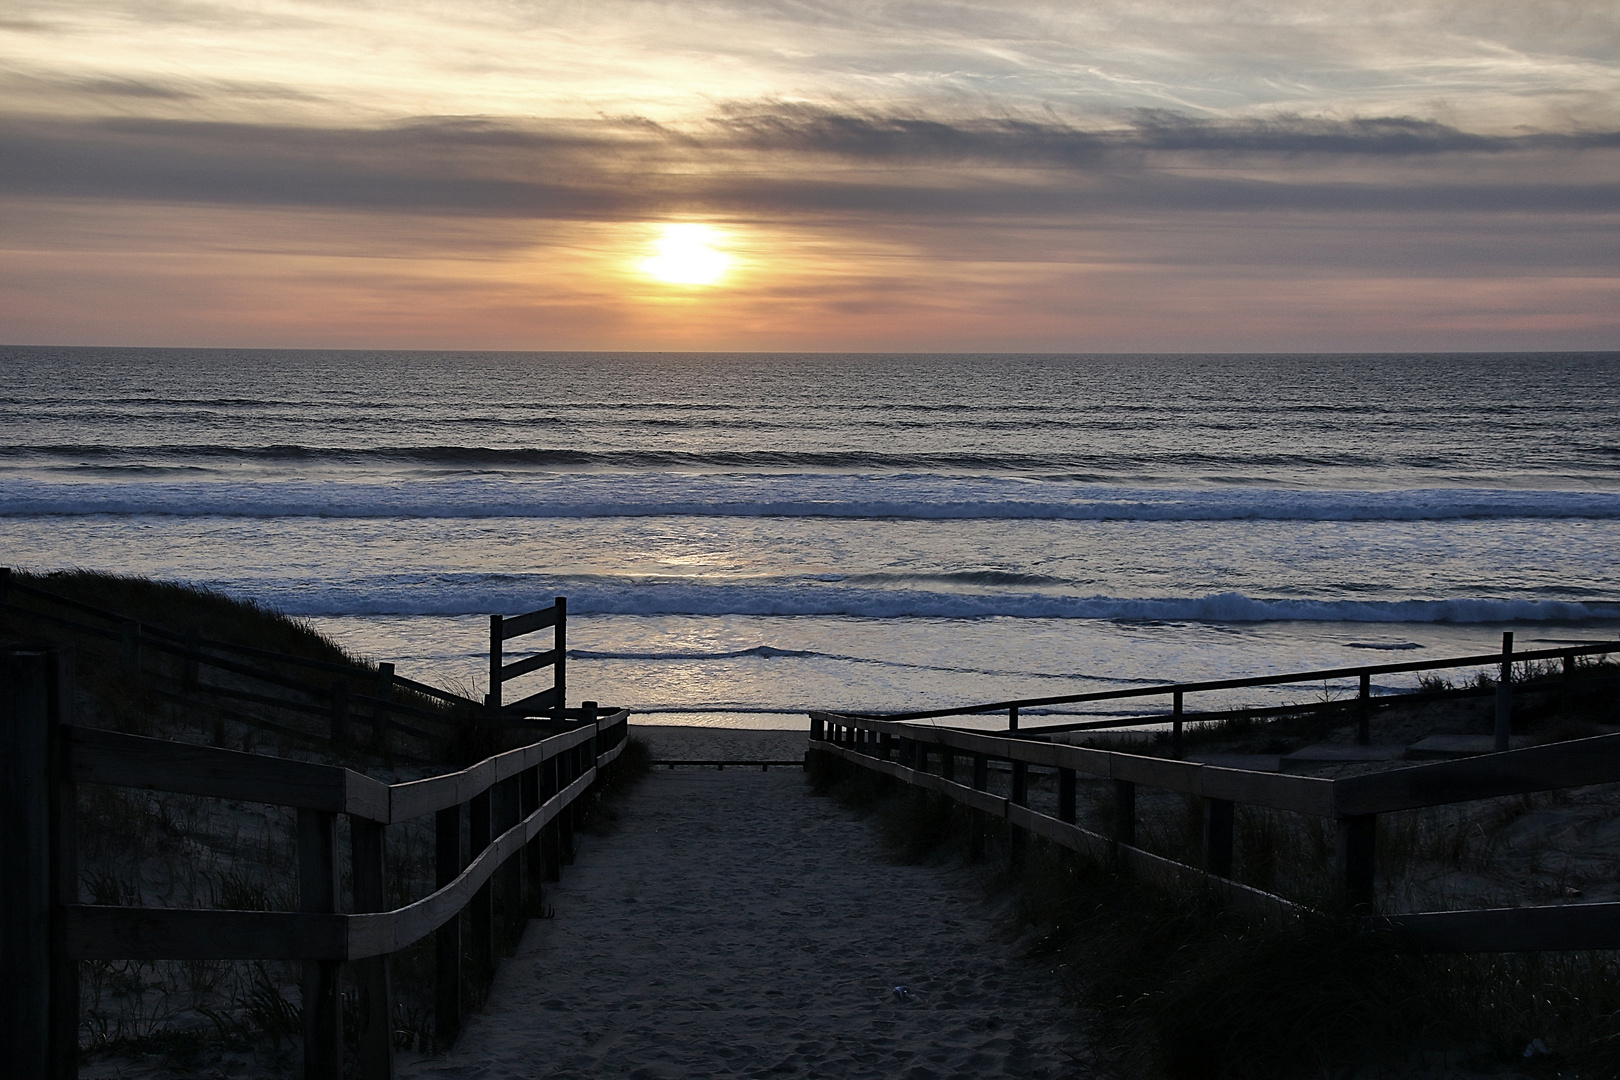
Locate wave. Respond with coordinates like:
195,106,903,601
4,477,1620,523
0,442,1413,472
567,644,1165,682
254,580,1620,623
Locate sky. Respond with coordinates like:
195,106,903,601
1,0,1617,352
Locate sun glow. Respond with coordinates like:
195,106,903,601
641,224,730,286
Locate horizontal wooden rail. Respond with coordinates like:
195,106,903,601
858,639,1620,723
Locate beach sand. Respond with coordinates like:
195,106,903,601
396,760,1090,1079
629,722,808,764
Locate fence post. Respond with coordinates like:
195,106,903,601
1,647,78,1080
329,680,349,750
970,753,989,862
553,597,567,722
434,804,462,1049
1494,632,1514,752
559,748,576,866
1203,798,1234,878
469,789,494,987
1172,691,1184,759
298,808,341,1080
1058,768,1076,824
522,763,543,914
1008,705,1018,732
542,753,562,883
1356,672,1371,746
374,662,394,754
495,776,522,953
1009,758,1028,873
488,614,503,715
941,746,955,782
350,818,393,1080
1336,815,1377,912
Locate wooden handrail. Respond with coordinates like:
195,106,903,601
809,709,1620,953
856,639,1620,723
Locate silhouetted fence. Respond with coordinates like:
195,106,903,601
852,631,1620,755
809,708,1620,953
3,646,628,1079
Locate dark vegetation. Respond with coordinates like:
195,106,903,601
3,568,652,1075
808,751,1620,1080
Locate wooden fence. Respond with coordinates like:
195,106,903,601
488,597,565,718
808,710,1620,953
0,567,477,759
851,631,1620,755
2,645,630,1080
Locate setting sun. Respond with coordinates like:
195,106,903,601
641,224,730,286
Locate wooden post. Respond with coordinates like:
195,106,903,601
0,565,8,602
182,625,200,690
941,747,955,782
521,764,542,914
329,680,349,751
1008,704,1019,732
1058,768,1076,824
810,715,824,742
495,776,522,953
1009,759,1028,873
1,648,78,1080
559,748,576,866
488,615,503,714
1357,672,1371,746
1336,815,1377,912
350,818,393,1080
1172,691,1184,758
434,804,463,1049
298,808,341,1080
553,597,567,722
970,753,989,862
1495,631,1514,753
880,733,892,762
542,754,561,883
1113,779,1136,849
121,620,141,671
914,739,928,773
468,789,494,985
374,662,394,754
1203,798,1234,878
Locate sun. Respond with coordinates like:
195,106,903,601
641,223,730,286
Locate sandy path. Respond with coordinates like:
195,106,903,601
398,769,1090,1079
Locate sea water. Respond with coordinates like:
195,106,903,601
3,348,1617,728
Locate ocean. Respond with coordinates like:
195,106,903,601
3,347,1617,728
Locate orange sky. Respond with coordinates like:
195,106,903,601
2,1,1617,351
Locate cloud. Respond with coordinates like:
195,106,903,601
0,106,1614,223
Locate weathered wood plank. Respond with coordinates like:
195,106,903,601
500,603,560,640
1333,732,1620,815
498,649,559,683
67,727,394,819
1199,766,1335,816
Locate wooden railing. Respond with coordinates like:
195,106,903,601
0,568,476,758
850,632,1620,755
2,646,630,1080
808,711,1620,954
489,597,565,718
